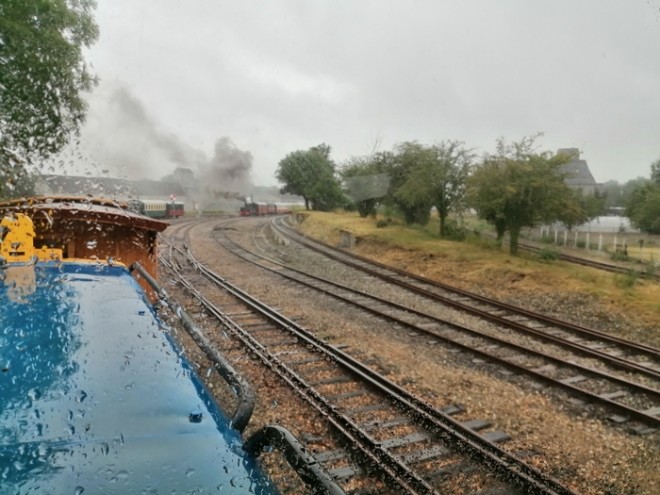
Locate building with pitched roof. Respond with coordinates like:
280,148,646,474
557,148,598,195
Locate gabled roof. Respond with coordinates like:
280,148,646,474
557,149,597,186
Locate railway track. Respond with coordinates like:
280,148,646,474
518,241,660,281
199,216,660,432
271,217,660,379
159,234,577,495
478,231,659,281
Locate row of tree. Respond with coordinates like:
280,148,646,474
276,137,659,255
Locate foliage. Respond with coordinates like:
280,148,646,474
610,250,630,262
441,218,467,241
374,144,431,225
538,248,560,261
625,160,660,234
651,158,660,185
558,188,606,230
467,135,574,255
614,271,638,290
394,141,472,237
340,156,390,218
0,0,99,199
600,177,650,209
626,182,660,234
276,144,345,211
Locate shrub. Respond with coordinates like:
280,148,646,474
614,271,638,289
643,261,657,278
611,251,629,262
443,219,467,241
376,219,389,228
538,248,559,261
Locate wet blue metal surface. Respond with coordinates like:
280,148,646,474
1,263,277,494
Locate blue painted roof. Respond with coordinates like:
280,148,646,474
0,263,277,494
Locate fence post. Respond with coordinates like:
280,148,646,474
554,229,558,244
586,232,590,250
598,234,603,251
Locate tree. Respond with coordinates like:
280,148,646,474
557,189,606,230
468,136,573,255
275,144,344,211
395,141,472,237
340,156,390,218
381,143,434,225
651,158,660,185
627,184,660,234
0,0,99,199
626,160,660,234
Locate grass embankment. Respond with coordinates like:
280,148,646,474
296,211,660,346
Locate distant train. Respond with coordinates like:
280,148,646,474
239,201,291,217
128,198,185,219
240,201,278,216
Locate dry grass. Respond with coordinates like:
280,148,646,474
296,211,660,342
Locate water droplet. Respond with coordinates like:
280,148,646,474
27,388,41,401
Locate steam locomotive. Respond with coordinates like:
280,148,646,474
239,201,278,216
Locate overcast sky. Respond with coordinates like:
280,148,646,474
71,0,660,187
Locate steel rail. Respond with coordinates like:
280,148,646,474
169,243,577,495
212,228,660,427
271,218,660,370
160,252,435,495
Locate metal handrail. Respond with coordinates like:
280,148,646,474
130,261,255,432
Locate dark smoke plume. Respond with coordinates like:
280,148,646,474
45,82,256,210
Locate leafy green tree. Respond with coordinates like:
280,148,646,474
626,161,660,234
381,142,434,225
627,184,660,234
340,156,390,218
651,158,660,185
395,141,472,237
468,136,573,255
276,144,344,211
557,189,606,230
0,0,99,199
